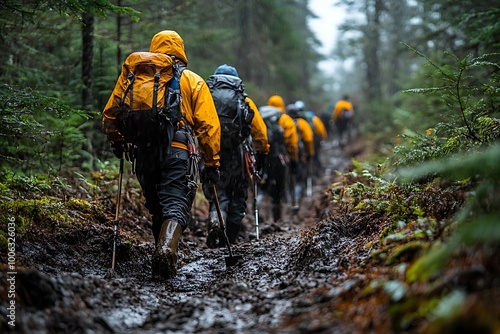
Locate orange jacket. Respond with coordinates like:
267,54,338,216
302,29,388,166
294,118,315,157
332,99,354,121
312,115,328,140
247,97,270,155
267,95,299,161
102,30,220,168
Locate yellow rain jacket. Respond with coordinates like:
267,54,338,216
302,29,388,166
294,118,315,158
247,97,270,155
267,95,299,161
332,99,354,121
102,30,220,168
312,115,328,140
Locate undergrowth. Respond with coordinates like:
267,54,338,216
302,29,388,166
0,163,127,253
326,49,500,332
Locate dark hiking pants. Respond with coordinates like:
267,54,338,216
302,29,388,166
204,147,248,243
135,145,195,244
264,154,286,222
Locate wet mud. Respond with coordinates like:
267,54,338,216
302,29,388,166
1,138,372,333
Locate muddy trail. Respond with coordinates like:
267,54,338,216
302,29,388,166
1,137,382,334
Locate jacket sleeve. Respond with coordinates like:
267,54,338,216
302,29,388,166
298,119,315,157
102,70,128,143
332,101,341,121
313,116,328,140
279,114,299,161
180,69,220,167
247,97,270,155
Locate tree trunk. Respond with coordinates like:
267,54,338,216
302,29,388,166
81,11,94,110
237,1,252,81
364,0,382,102
116,0,122,72
387,0,405,97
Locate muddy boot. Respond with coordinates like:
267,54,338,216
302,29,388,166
152,219,182,279
207,210,226,248
226,221,241,244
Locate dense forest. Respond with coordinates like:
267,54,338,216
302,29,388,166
1,0,500,333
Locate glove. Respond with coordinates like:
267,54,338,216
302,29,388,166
256,152,266,172
202,166,220,185
111,140,125,159
290,159,298,174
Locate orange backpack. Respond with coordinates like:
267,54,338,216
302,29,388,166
102,52,184,147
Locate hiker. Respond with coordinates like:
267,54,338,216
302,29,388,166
102,30,221,279
331,94,355,146
263,95,299,220
295,100,328,177
203,64,269,246
285,103,315,200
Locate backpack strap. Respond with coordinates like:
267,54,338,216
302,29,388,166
120,72,136,108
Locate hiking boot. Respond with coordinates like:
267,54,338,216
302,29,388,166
226,221,241,245
152,219,182,279
207,223,222,249
207,211,226,248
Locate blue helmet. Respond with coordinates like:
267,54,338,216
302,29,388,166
214,64,239,77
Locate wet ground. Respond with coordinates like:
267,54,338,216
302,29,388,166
1,137,373,334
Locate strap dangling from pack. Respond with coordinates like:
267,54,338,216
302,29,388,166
124,72,135,110
152,73,165,161
185,127,200,193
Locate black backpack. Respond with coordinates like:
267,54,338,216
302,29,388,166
206,74,254,150
258,106,287,159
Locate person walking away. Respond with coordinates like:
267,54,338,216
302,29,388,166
204,64,269,246
264,95,299,220
295,100,327,177
285,103,315,200
102,30,221,279
331,94,354,146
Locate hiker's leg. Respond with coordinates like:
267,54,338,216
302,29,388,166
152,147,191,279
157,147,194,231
272,164,286,222
314,139,322,177
212,156,232,214
135,146,163,243
226,174,248,243
203,166,230,248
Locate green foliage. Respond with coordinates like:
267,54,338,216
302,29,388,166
399,144,500,282
339,160,463,227
439,4,500,53
0,0,140,23
0,84,91,174
0,165,121,251
392,48,500,167
386,47,500,283
342,46,500,330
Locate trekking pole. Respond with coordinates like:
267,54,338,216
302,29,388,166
243,141,260,240
112,154,125,270
306,158,313,197
253,175,260,240
291,169,299,213
211,184,242,267
187,132,200,230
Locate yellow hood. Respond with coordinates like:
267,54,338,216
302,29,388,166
149,30,189,65
267,95,286,113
